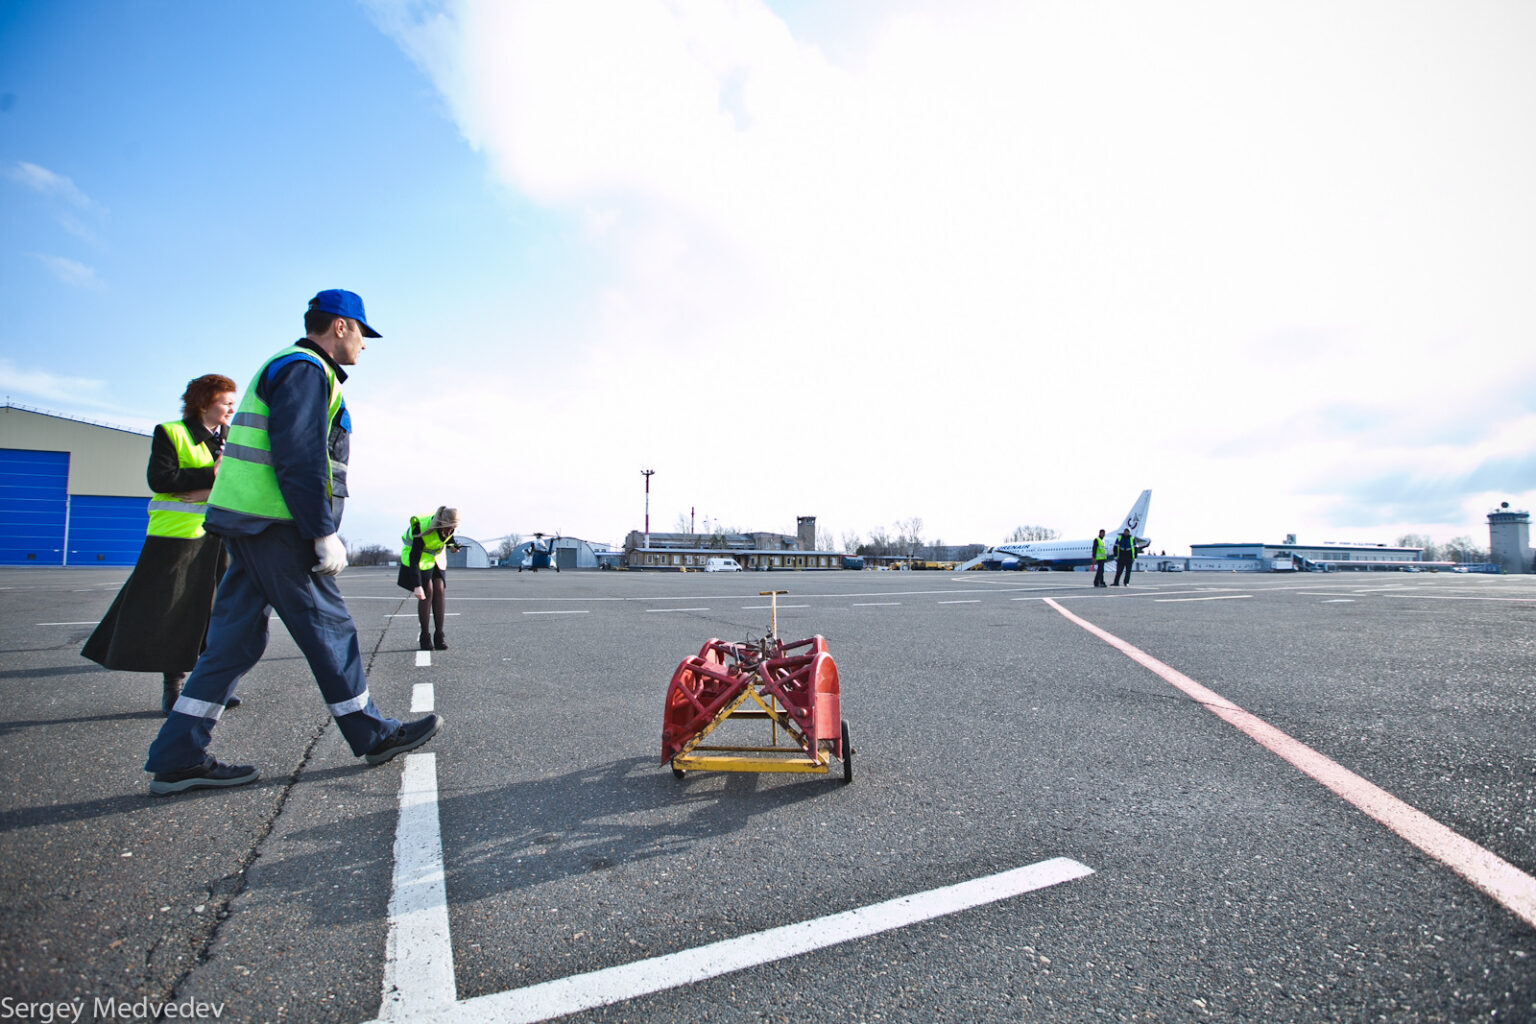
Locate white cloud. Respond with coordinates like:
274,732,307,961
8,161,93,208
33,254,100,288
362,0,1536,553
0,358,112,407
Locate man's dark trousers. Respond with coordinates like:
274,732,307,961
146,524,399,773
1093,560,1107,586
1114,559,1132,586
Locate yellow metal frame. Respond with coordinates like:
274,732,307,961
670,671,831,776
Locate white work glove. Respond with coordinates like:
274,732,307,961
312,534,348,576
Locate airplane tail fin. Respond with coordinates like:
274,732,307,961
1115,490,1152,541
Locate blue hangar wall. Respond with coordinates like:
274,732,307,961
0,406,155,567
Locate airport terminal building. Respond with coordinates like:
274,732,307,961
1186,537,1437,572
623,515,843,570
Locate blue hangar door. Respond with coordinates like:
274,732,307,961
70,494,149,566
0,448,69,565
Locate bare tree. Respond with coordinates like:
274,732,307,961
897,517,924,560
1395,533,1438,562
347,543,394,566
673,512,692,534
1008,525,1059,542
1442,536,1489,564
816,528,837,551
841,530,861,555
494,535,522,563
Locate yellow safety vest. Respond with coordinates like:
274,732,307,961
1093,537,1107,561
208,346,343,523
146,420,215,539
401,514,451,571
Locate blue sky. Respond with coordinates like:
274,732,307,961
4,1,1534,555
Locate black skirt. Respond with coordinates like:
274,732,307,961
397,563,445,590
82,534,228,673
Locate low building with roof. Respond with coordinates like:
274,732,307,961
1,404,155,566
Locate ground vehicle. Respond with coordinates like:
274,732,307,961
704,557,742,572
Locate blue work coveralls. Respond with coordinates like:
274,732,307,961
145,341,398,773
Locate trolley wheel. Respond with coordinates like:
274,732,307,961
671,761,685,780
840,720,853,785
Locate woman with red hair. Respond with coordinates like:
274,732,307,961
84,373,242,714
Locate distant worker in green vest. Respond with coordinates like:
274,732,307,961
143,289,442,795
398,506,462,651
1092,529,1110,587
84,373,241,715
1112,528,1137,586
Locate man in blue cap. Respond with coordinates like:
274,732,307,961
144,289,442,795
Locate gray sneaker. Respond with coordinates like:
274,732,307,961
365,714,444,766
149,757,259,796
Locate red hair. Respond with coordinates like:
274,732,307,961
181,374,238,418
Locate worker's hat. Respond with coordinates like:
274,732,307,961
428,506,459,532
308,289,381,338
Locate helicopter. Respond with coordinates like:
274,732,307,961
517,531,562,572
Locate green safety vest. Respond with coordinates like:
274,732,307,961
401,514,452,570
1093,537,1107,560
146,420,215,539
207,346,344,524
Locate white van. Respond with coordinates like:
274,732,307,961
704,557,742,572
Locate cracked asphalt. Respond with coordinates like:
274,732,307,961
1,566,1533,1023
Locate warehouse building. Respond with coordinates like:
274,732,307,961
1,405,154,566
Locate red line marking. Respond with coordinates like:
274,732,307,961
1044,598,1536,929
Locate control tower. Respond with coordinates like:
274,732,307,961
1487,503,1533,574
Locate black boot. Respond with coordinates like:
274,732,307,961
433,630,448,651
162,673,184,716
419,629,433,651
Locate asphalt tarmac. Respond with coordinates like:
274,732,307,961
1,566,1533,1023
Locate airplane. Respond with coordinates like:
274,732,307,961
979,490,1152,571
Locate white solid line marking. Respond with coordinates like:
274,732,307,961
409,858,1093,1024
38,621,98,626
938,600,980,604
852,602,900,606
379,753,455,1020
522,610,590,616
645,607,710,613
1044,598,1536,929
1154,595,1251,603
415,651,432,668
741,604,809,610
411,683,434,713
388,613,462,618
1322,599,1355,603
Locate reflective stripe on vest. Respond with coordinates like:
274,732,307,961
146,420,215,539
1094,538,1107,560
207,346,342,523
401,514,450,570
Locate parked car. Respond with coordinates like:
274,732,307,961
704,557,742,572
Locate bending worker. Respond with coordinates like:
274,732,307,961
143,289,442,795
399,506,461,651
1112,528,1137,586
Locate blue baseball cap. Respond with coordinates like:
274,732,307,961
307,289,381,338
